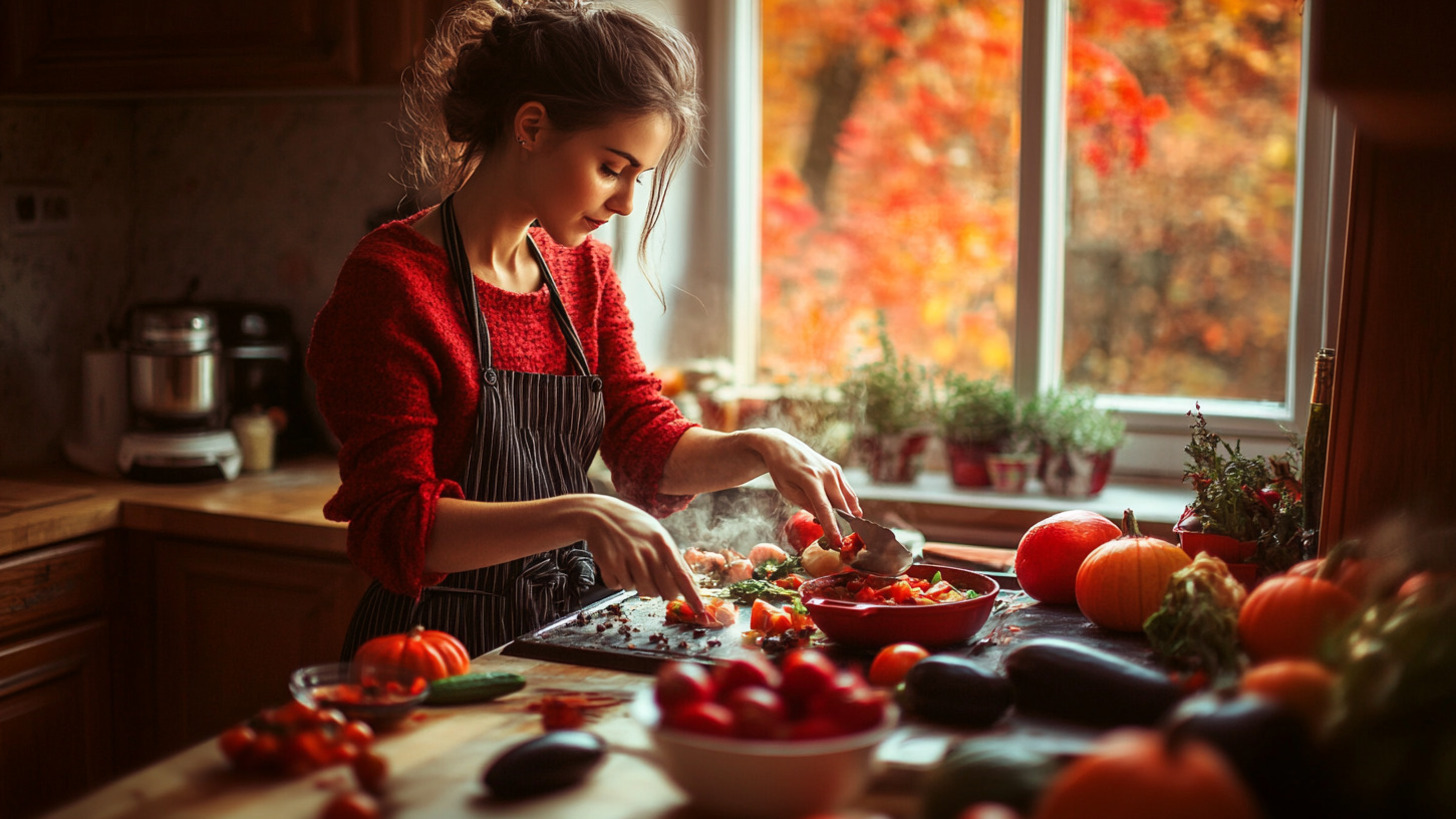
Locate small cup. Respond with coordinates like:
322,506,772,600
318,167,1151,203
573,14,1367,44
231,410,277,472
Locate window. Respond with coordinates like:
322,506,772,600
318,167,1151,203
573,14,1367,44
693,0,1349,479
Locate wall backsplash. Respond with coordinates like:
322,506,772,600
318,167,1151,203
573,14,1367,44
1,93,411,472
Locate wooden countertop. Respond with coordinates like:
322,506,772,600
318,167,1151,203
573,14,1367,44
43,653,919,819
0,455,347,559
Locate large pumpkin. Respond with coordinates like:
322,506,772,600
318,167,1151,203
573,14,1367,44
1074,509,1191,632
353,625,471,681
1033,728,1260,819
1236,575,1358,663
1014,510,1122,605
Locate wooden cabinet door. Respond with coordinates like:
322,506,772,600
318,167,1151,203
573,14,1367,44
152,540,370,752
0,620,111,819
0,0,451,94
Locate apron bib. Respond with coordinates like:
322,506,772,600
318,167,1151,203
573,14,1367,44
340,196,607,659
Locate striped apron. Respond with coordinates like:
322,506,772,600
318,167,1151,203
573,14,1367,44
339,195,607,659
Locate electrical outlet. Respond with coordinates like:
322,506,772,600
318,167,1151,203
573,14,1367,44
3,185,73,234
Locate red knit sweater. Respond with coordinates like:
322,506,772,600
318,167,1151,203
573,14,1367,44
307,213,697,597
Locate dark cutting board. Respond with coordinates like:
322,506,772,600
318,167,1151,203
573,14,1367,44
501,571,1162,676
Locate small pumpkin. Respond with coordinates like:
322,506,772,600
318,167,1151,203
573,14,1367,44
1238,658,1335,733
354,625,471,681
1288,556,1375,599
1074,509,1192,633
1236,575,1358,664
1033,728,1260,819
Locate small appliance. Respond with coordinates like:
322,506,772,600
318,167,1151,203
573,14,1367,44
212,301,306,458
118,302,240,482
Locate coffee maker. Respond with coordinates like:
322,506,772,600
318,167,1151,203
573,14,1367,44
117,303,242,482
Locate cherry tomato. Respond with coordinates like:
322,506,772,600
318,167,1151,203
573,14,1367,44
723,685,787,740
654,661,717,711
243,732,283,772
320,791,380,819
778,649,838,713
817,686,889,733
283,729,334,776
351,749,389,796
273,700,319,728
340,719,374,748
662,700,734,736
218,724,257,767
783,510,824,552
713,656,781,698
868,642,931,687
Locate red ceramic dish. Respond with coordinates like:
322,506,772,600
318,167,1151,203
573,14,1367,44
800,564,1000,649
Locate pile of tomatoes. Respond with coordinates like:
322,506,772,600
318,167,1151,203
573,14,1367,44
653,649,890,741
217,700,379,778
811,572,970,606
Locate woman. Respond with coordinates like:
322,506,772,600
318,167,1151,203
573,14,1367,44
308,0,860,659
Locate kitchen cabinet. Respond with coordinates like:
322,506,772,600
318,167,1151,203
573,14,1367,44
148,536,371,754
0,538,112,819
0,0,452,95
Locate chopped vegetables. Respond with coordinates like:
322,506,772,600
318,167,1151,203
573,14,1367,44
807,572,973,606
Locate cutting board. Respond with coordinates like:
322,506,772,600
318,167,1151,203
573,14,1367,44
0,480,96,516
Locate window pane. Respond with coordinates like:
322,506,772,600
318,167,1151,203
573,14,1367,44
759,0,1023,384
1062,0,1304,401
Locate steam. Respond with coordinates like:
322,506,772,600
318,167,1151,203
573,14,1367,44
663,489,786,554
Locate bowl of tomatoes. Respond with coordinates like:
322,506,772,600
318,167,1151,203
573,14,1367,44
637,652,897,819
799,563,1001,649
289,662,430,729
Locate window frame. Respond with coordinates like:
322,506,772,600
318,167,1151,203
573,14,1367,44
703,0,1351,481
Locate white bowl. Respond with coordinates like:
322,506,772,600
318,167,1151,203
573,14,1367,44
632,691,896,818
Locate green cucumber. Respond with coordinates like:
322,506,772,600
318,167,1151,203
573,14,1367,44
425,671,526,705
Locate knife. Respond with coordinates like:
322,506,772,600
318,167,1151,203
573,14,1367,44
833,508,915,576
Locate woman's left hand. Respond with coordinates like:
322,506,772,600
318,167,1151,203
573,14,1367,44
743,428,860,545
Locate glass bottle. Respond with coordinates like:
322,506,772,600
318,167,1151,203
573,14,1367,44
1301,348,1335,557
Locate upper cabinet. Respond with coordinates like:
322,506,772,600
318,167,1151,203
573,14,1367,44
0,0,453,95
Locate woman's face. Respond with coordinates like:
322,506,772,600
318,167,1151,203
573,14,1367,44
528,112,672,247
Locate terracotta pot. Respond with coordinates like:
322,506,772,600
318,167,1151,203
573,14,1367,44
945,439,1001,488
855,431,929,484
1039,446,1115,497
985,453,1037,493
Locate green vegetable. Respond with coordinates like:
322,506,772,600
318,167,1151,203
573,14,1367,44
751,554,802,582
725,578,798,604
1144,551,1248,681
929,570,942,584
425,671,526,705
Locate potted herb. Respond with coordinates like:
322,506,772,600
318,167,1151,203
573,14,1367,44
840,320,934,483
984,417,1039,493
1177,404,1305,586
938,373,1018,488
1024,387,1126,497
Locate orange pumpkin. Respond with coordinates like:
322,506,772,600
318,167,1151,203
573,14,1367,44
1033,728,1260,819
353,625,471,681
1236,575,1358,663
1238,658,1335,732
1288,556,1375,599
1074,509,1191,633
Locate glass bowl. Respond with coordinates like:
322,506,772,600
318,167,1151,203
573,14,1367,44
289,662,430,729
632,691,896,818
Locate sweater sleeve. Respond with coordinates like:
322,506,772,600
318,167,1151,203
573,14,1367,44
586,244,700,517
306,228,465,598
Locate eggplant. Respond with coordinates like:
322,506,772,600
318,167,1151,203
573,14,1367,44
1165,691,1341,819
920,735,1064,819
1003,638,1183,727
900,655,1013,728
482,730,607,800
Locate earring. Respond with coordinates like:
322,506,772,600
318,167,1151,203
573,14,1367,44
516,137,526,147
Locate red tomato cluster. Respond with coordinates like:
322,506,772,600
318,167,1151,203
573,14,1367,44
749,597,813,638
782,510,824,553
217,700,376,777
811,572,969,606
653,650,890,741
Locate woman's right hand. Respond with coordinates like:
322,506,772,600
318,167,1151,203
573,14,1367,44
578,494,704,611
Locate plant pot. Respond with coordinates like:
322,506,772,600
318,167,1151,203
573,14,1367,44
1174,513,1259,589
1039,446,1115,497
945,439,1002,488
985,452,1037,493
855,431,929,484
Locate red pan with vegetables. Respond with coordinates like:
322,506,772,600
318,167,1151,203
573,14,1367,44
800,564,1000,649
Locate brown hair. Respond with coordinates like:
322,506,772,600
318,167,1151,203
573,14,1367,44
400,0,704,264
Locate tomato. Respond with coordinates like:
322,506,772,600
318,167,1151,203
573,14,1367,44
778,649,838,713
787,714,841,740
723,685,787,740
662,700,735,736
218,725,257,766
340,720,374,748
351,749,389,795
773,575,804,591
282,729,334,777
868,642,931,687
783,510,824,553
243,732,283,772
654,661,717,711
750,599,794,636
273,700,320,728
320,791,380,819
813,684,889,734
713,656,781,698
